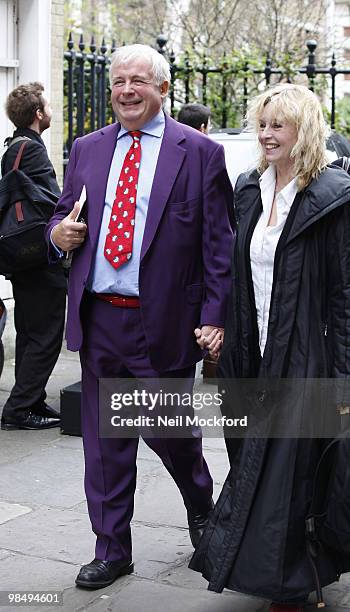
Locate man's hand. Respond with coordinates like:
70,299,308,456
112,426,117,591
51,201,87,252
194,325,224,361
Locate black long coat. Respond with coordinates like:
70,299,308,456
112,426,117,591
190,166,350,602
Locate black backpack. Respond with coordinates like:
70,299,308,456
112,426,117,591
0,138,57,274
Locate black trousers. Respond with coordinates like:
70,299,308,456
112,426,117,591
2,263,66,419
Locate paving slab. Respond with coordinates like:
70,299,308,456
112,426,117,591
0,359,15,394
157,563,350,610
0,500,32,524
0,430,61,466
0,350,81,410
45,354,81,401
136,435,228,460
59,577,134,612
0,444,85,508
0,507,94,565
132,522,193,580
134,464,189,528
0,549,12,561
70,577,267,612
0,551,74,591
0,550,120,612
0,505,191,575
53,435,83,451
321,576,350,608
157,557,216,590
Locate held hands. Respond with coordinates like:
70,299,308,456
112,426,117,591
194,325,224,361
51,201,87,252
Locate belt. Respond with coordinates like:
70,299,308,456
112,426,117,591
94,292,140,308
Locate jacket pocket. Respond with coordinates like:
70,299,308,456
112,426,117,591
167,197,200,213
186,283,204,304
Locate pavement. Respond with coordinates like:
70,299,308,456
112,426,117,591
0,348,349,612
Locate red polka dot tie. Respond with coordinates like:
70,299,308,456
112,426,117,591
104,130,142,269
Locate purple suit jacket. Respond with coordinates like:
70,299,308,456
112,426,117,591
46,115,233,371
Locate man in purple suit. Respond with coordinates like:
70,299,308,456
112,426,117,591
47,44,233,589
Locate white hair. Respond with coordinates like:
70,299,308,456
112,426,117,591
109,44,171,87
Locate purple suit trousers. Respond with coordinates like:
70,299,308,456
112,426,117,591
80,293,213,561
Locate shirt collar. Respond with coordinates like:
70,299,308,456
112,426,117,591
279,175,298,207
118,109,165,140
259,165,276,204
259,164,298,213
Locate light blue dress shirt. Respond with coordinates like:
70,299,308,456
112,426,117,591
87,110,165,296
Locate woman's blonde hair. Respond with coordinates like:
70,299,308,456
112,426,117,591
246,83,330,190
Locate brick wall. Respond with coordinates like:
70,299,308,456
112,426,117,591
50,0,64,188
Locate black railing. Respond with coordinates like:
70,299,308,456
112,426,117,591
63,33,116,169
63,34,350,172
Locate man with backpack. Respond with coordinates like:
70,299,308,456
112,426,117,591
0,82,66,430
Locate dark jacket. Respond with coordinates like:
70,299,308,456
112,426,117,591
1,128,61,200
190,166,350,602
0,128,64,277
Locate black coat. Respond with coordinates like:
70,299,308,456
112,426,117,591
0,128,64,278
1,128,61,200
190,166,350,602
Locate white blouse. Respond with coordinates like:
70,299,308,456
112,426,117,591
250,165,298,355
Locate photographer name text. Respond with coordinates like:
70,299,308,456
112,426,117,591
110,415,247,427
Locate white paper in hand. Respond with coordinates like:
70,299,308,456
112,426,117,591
65,185,87,261
75,185,87,221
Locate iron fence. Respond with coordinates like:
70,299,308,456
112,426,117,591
63,34,350,171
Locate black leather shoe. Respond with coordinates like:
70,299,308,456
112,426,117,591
187,498,214,548
75,559,134,589
1,412,61,430
34,404,60,419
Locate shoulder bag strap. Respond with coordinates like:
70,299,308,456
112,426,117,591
11,141,29,222
308,438,339,516
12,141,28,171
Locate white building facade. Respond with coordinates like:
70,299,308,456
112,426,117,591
327,0,350,97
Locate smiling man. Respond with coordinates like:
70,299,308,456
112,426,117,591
46,44,233,589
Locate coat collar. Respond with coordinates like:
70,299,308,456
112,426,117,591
235,166,350,245
13,127,44,146
286,166,350,243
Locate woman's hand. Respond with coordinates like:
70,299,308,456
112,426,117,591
194,326,224,361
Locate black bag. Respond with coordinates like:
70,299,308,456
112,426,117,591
0,139,56,274
305,436,350,607
307,437,350,556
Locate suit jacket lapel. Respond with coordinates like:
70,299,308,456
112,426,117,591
87,123,120,247
140,116,186,260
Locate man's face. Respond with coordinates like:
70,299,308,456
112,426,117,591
38,98,52,133
110,57,169,130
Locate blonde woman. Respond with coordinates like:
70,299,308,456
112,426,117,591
190,84,350,610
